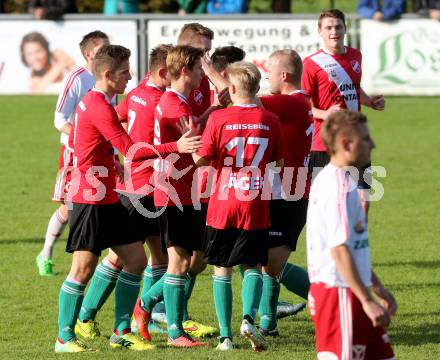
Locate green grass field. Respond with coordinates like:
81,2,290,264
0,95,439,359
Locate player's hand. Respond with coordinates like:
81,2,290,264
325,104,343,118
373,285,397,316
216,87,231,107
176,116,191,134
370,95,385,111
362,299,390,327
177,119,202,153
201,53,213,71
114,156,124,183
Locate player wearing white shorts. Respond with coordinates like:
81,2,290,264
36,31,110,276
307,110,397,360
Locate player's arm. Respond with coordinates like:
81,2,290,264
96,107,201,160
371,271,397,315
201,54,231,92
360,87,385,111
54,74,81,135
331,244,390,327
193,112,216,167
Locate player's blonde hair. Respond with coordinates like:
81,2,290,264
226,61,261,98
166,45,204,81
322,110,367,155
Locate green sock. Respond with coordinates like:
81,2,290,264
183,270,196,321
163,274,186,339
114,271,141,334
58,280,86,342
142,264,167,293
238,264,245,277
78,262,120,321
141,273,165,312
242,268,263,320
258,273,280,331
280,263,310,299
213,275,233,339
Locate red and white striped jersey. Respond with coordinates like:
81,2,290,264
306,163,372,287
54,66,116,150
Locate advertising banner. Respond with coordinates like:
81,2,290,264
361,19,440,95
148,19,322,93
0,20,138,94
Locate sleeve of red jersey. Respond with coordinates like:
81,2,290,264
196,113,217,161
301,59,315,97
326,171,350,247
94,105,178,160
115,94,129,121
272,117,284,161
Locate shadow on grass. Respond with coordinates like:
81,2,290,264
0,238,43,245
387,282,439,291
373,260,440,269
391,321,440,346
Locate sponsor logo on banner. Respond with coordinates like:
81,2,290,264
361,19,440,95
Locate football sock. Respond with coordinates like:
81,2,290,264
280,263,310,299
42,208,67,260
141,273,165,312
58,279,85,342
258,273,280,330
114,271,141,334
238,264,245,277
163,274,186,339
142,264,167,294
213,275,233,339
78,259,121,322
242,268,263,320
183,269,196,321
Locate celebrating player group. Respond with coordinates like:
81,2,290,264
37,8,397,359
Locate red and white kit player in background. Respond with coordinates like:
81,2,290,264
307,110,397,360
36,31,110,276
302,9,385,211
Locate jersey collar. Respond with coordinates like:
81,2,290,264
146,82,164,92
322,46,347,56
91,87,112,104
166,88,189,104
233,103,258,108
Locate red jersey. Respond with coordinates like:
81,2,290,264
141,73,211,117
153,89,196,207
197,105,283,230
260,91,313,199
188,75,211,117
68,89,177,204
302,47,362,151
116,82,163,195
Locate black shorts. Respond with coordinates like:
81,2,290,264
203,226,269,268
157,205,205,256
66,202,137,257
308,151,330,180
309,151,372,190
269,198,308,251
119,192,160,241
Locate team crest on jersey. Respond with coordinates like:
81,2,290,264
351,60,361,73
328,69,338,81
193,90,203,105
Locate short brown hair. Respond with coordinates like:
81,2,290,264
177,23,214,45
318,9,346,29
226,61,261,98
79,30,109,56
92,45,130,78
166,45,204,81
322,110,367,155
211,46,246,72
149,44,172,72
269,49,303,84
20,32,50,66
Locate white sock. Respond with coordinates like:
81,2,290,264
41,208,67,260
